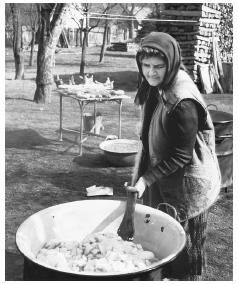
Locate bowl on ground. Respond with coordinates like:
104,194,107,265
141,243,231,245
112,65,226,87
99,139,139,167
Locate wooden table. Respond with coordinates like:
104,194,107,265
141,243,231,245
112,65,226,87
56,91,130,155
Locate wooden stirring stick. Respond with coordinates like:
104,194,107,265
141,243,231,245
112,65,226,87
117,183,137,241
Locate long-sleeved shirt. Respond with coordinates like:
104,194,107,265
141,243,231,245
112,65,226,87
142,97,199,185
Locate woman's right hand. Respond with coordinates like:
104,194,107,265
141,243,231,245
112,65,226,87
124,182,138,197
124,177,147,198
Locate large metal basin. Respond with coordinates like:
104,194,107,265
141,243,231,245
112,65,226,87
99,139,139,167
16,199,186,280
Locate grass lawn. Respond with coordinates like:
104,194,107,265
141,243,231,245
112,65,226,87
5,46,233,281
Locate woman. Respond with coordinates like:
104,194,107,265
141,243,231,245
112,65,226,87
126,32,221,280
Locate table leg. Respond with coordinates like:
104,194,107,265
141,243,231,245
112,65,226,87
94,101,97,134
59,94,63,141
79,102,84,156
119,100,122,138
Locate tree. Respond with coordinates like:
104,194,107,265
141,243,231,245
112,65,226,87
99,3,118,63
7,3,40,67
5,4,12,28
69,3,92,75
68,4,85,47
33,3,71,104
79,3,90,76
99,16,109,63
119,3,149,39
75,21,83,47
10,3,25,79
135,4,165,42
28,4,39,66
71,3,119,74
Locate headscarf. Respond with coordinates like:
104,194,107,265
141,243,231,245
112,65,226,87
135,32,181,105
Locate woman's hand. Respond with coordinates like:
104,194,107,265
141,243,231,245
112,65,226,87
124,177,147,198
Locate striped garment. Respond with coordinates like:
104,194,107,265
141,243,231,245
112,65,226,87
161,210,208,281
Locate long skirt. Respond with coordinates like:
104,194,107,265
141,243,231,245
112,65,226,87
161,211,209,280
142,180,209,280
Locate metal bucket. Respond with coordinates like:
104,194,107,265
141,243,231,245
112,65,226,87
16,199,186,280
216,136,233,189
83,113,94,132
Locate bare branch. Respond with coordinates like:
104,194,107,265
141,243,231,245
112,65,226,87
71,16,83,28
119,3,129,15
119,3,148,17
88,19,101,31
133,4,148,16
88,3,118,30
49,3,57,22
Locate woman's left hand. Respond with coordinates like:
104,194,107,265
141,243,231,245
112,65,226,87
124,177,147,198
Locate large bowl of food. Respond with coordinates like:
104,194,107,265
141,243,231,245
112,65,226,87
16,199,186,281
99,139,139,167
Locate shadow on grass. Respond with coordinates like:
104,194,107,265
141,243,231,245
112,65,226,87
5,250,24,281
51,170,108,191
50,164,131,191
54,70,138,92
5,97,33,102
5,128,50,149
73,152,115,168
47,150,132,191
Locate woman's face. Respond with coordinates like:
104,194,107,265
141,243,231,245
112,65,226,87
141,56,167,87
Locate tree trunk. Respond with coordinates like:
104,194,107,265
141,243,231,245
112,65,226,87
99,19,109,63
10,3,24,79
34,44,55,103
79,19,83,46
80,30,88,76
29,30,36,66
86,32,89,47
34,4,70,104
80,29,83,46
75,28,79,46
107,26,111,44
129,19,135,39
14,45,25,79
67,28,70,45
124,28,128,41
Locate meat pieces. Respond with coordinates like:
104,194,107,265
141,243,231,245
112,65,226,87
36,232,158,273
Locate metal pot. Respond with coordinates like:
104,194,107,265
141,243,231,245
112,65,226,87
209,110,233,125
16,199,186,281
99,139,139,167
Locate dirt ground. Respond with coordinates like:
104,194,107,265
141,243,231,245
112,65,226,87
5,47,233,281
